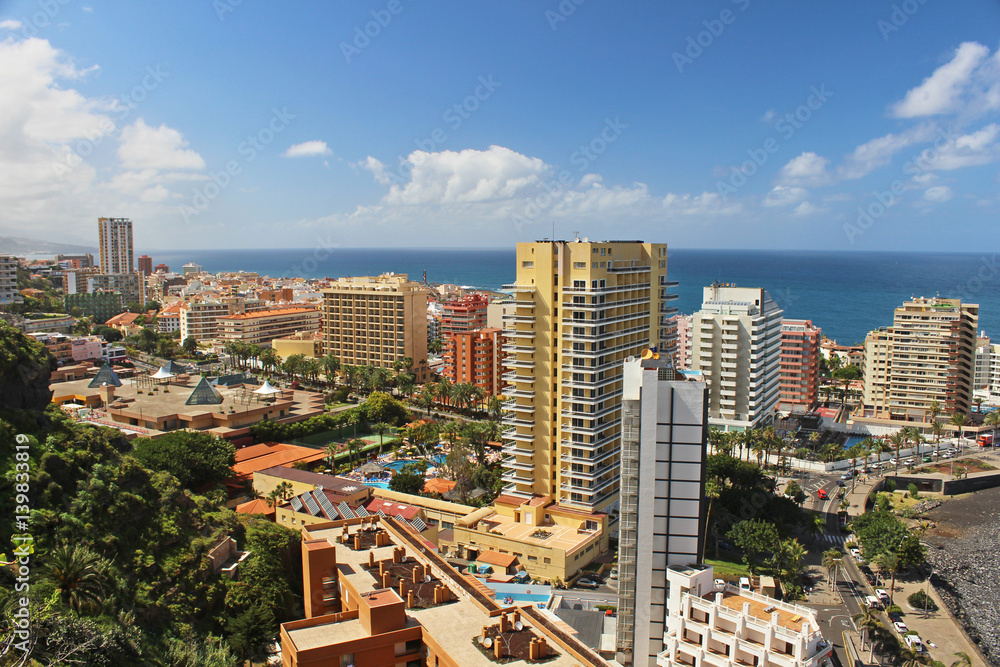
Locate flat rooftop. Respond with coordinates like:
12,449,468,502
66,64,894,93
706,590,817,635
285,522,605,666
475,512,600,555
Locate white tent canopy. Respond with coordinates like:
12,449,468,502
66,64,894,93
151,367,176,380
253,380,282,396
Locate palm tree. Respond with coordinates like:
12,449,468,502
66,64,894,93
247,344,262,371
846,443,865,492
985,411,1000,449
874,551,901,605
927,400,942,426
396,374,416,399
371,421,391,456
320,353,340,384
806,512,826,545
418,386,436,416
436,377,453,407
41,545,110,614
259,348,280,375
702,477,722,559
897,644,931,667
822,548,843,590
325,442,339,471
950,652,974,667
808,430,822,455
487,395,503,421
852,608,883,657
889,431,906,475
931,420,945,455
950,413,969,450
902,425,924,458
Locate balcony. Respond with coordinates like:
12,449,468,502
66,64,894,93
501,469,534,485
503,457,535,472
502,443,534,457
505,358,536,369
502,429,535,443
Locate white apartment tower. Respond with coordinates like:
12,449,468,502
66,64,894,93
689,284,783,431
616,352,708,667
0,255,22,305
501,240,677,514
97,217,134,274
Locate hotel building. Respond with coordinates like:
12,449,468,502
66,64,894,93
322,274,430,383
137,254,153,277
217,306,322,347
97,217,134,274
777,320,821,412
0,255,23,305
501,240,676,514
616,352,708,667
857,297,978,425
688,285,783,431
657,564,832,667
281,515,609,667
441,293,490,380
444,328,505,396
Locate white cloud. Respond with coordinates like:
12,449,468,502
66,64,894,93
117,119,205,171
837,124,937,180
82,5,93,12
763,186,808,207
923,185,954,202
283,140,332,158
892,42,992,118
140,185,170,202
916,124,1000,170
778,152,830,186
0,19,23,30
792,201,825,216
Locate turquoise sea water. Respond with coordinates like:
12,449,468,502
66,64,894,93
147,247,999,344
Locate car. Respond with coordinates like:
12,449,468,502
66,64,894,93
576,578,599,589
739,577,752,591
940,453,952,459
922,456,933,462
905,635,925,652
888,458,897,465
816,489,828,499
609,569,618,580
840,472,853,480
714,578,726,590
893,621,908,634
865,595,882,609
850,548,862,560
875,589,891,603
837,480,846,487
888,611,903,623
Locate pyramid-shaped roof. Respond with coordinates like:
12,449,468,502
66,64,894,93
162,360,188,374
88,365,122,388
185,376,224,405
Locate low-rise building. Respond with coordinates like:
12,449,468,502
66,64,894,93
217,306,321,347
658,564,832,667
70,336,105,362
27,332,74,364
272,330,324,360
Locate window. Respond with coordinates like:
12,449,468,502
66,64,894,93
573,262,585,269
522,261,534,268
339,654,354,667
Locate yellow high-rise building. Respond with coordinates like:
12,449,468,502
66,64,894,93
501,240,676,514
321,274,431,383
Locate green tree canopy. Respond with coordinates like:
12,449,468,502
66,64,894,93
388,471,425,495
131,430,235,490
727,518,780,575
361,390,409,425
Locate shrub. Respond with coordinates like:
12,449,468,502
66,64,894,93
907,590,937,611
884,478,897,492
908,483,919,499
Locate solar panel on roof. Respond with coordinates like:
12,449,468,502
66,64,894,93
303,494,321,516
338,501,356,519
410,517,427,532
355,505,370,517
317,493,338,519
376,509,387,518
289,496,304,512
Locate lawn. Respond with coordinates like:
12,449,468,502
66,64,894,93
705,553,751,578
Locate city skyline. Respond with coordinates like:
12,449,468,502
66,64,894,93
0,2,997,252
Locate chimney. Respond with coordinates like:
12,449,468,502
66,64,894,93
369,552,375,568
771,612,780,625
407,591,414,608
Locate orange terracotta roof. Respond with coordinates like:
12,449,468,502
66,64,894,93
235,442,296,463
231,448,327,477
365,498,422,521
219,307,318,321
423,478,456,494
105,312,141,326
236,498,275,516
476,550,518,568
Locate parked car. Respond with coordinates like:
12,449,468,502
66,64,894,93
840,472,853,480
865,595,882,609
850,548,863,561
905,635,925,652
609,569,618,580
714,578,726,590
817,489,828,499
875,589,891,603
576,578,599,589
893,621,908,634
739,577,751,591
922,456,933,462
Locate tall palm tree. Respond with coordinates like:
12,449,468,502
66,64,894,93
325,442,339,471
931,420,945,455
259,348,280,375
889,431,906,475
985,411,1000,449
927,400,942,427
702,477,722,559
371,421,391,456
852,608,883,657
822,548,843,590
418,386,436,416
874,551,901,605
897,644,931,667
950,413,969,450
487,395,503,421
41,545,110,614
806,512,826,545
320,353,340,384
950,652,974,667
436,377,453,407
846,443,865,492
808,430,823,455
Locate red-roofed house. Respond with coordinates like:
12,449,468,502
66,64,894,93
236,498,275,519
364,497,423,522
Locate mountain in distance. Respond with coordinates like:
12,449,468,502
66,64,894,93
0,234,98,256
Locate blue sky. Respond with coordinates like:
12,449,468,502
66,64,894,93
0,0,997,252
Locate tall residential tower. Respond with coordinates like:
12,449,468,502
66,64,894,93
501,240,677,514
97,217,134,274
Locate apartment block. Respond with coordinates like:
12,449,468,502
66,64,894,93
669,313,692,370
441,293,490,379
443,327,505,396
70,336,105,362
97,217,134,274
658,564,832,667
0,255,22,306
137,254,153,276
156,305,182,334
688,284,783,431
87,272,145,307
182,263,203,277
322,274,430,383
56,253,95,268
64,291,124,323
777,320,821,412
617,352,708,667
180,300,238,343
217,306,322,347
282,516,607,667
501,240,676,514
858,297,978,424
27,332,74,364
974,335,991,390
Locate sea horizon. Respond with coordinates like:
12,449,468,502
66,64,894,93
133,247,999,346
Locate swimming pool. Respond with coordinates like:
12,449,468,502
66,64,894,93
383,455,446,472
366,481,390,489
494,592,551,603
844,435,868,449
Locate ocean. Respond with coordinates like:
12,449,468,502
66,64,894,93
146,247,998,344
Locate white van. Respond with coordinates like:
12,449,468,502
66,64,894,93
905,635,924,652
739,577,751,591
865,595,882,609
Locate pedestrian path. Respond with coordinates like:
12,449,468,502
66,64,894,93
818,533,846,546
